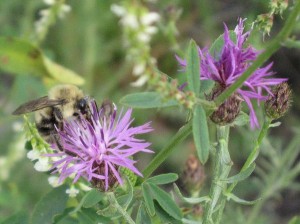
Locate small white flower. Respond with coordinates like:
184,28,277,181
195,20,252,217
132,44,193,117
66,186,80,197
39,9,50,17
145,26,158,35
131,75,149,87
137,32,151,43
78,182,92,191
133,63,146,76
44,0,55,5
48,176,63,187
121,14,139,29
141,12,160,26
12,122,23,132
34,157,51,172
58,4,71,19
27,149,41,161
111,4,126,17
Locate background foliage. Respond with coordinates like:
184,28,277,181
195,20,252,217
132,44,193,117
0,0,299,223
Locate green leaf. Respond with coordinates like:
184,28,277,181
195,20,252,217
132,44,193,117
173,184,210,205
186,40,200,96
120,92,179,108
136,203,152,224
200,79,214,94
193,104,210,164
209,31,236,59
116,176,134,210
288,216,300,224
222,163,256,183
146,173,178,185
1,211,29,224
142,183,155,216
231,111,249,126
0,37,84,85
78,208,111,224
226,193,261,205
154,202,182,224
148,183,182,220
31,185,69,224
82,189,105,208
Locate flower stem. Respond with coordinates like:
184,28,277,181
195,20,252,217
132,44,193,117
227,117,271,193
203,126,232,224
107,192,135,224
137,121,192,185
214,0,300,107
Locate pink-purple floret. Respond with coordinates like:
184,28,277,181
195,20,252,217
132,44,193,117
46,101,153,190
177,19,287,128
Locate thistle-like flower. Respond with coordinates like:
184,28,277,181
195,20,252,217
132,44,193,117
177,19,287,128
47,101,153,191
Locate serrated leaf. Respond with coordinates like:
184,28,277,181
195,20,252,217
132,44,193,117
173,184,210,204
31,185,68,224
0,37,84,85
186,40,200,96
146,173,178,185
148,183,182,220
120,92,179,108
193,104,210,164
142,183,155,216
209,31,236,59
136,203,152,224
82,189,105,208
222,163,256,183
226,193,261,205
1,211,29,224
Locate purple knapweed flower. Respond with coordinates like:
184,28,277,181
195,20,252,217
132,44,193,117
177,18,287,128
46,101,153,191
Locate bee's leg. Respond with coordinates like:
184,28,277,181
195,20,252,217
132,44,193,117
99,99,114,121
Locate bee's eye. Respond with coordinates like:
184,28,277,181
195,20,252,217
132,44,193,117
77,99,87,114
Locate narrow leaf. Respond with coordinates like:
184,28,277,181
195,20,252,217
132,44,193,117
222,163,256,183
173,184,210,204
0,37,84,85
136,203,152,224
226,193,261,205
186,40,200,96
82,189,105,208
31,185,68,224
148,183,182,220
142,183,155,216
146,173,178,185
193,104,210,164
120,92,178,108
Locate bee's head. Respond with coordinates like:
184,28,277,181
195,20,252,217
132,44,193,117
74,97,89,116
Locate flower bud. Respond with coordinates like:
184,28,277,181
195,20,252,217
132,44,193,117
208,85,243,126
181,154,206,195
265,82,292,120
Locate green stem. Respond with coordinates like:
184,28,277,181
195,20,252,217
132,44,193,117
203,126,232,224
107,192,135,224
214,0,300,107
136,121,192,185
227,117,271,193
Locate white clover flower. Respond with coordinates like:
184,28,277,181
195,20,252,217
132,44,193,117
48,176,63,188
34,157,51,172
58,4,72,19
133,63,146,76
121,14,139,29
131,75,149,87
66,186,80,197
78,182,92,191
145,26,158,35
12,121,23,132
137,32,151,43
44,0,55,5
141,12,160,26
111,4,126,17
27,149,41,161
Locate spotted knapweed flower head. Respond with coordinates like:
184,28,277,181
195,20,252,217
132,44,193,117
177,18,287,128
46,101,153,191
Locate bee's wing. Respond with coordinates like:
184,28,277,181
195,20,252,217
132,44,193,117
12,96,67,115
